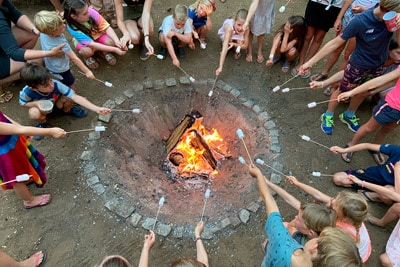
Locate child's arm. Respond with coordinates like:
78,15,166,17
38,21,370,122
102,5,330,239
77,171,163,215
309,70,344,89
195,221,209,267
249,165,279,215
330,143,381,154
266,32,282,66
141,0,154,54
66,52,95,80
287,176,332,204
138,230,155,267
333,0,355,32
0,120,66,138
236,29,250,50
70,94,111,115
216,24,233,76
244,0,260,30
337,67,400,101
105,26,125,51
265,179,301,210
280,25,297,53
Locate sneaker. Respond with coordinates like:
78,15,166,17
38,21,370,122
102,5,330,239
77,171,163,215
34,122,47,140
140,45,149,61
177,47,185,58
158,47,167,60
321,114,334,134
339,113,360,132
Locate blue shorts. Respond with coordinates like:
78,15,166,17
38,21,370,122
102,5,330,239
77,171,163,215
51,69,75,86
373,96,400,125
347,167,394,189
339,63,385,93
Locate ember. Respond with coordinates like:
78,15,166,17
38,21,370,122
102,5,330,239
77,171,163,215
166,111,229,178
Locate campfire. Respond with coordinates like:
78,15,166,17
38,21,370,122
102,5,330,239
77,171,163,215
165,111,229,179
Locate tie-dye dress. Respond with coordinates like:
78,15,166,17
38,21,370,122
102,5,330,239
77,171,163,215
0,111,46,190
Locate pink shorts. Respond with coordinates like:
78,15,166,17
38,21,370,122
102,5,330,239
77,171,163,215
74,33,109,51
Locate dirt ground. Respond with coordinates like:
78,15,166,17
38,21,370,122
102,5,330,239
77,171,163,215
1,0,398,266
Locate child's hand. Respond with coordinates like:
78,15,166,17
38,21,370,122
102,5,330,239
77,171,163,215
119,34,131,50
330,145,346,154
97,107,112,115
286,176,299,186
195,221,204,236
333,18,342,32
347,174,362,185
216,67,222,76
192,31,199,40
143,230,155,250
114,48,127,56
86,71,95,80
172,58,180,68
249,165,262,178
299,63,311,76
309,80,324,89
351,4,364,14
265,57,274,67
337,91,352,102
49,127,67,138
283,22,292,34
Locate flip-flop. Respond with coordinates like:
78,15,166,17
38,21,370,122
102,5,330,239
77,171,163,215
0,91,14,103
341,145,353,163
357,190,380,202
234,52,241,59
310,73,328,82
24,194,51,209
84,57,99,69
368,149,385,165
281,61,291,73
102,53,117,65
29,251,47,267
257,55,264,64
246,54,253,62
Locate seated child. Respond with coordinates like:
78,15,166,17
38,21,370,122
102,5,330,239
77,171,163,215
188,0,216,50
216,9,250,76
265,16,306,73
18,63,111,139
63,0,126,69
158,4,192,67
34,10,95,91
248,165,362,266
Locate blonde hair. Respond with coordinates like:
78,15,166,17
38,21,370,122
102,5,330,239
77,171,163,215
97,255,131,267
313,227,362,267
34,10,64,35
335,191,368,229
235,9,248,22
170,258,206,267
380,0,400,12
189,0,216,12
173,5,188,22
301,203,336,235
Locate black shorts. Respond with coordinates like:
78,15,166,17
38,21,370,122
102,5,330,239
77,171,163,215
51,69,75,87
305,1,341,32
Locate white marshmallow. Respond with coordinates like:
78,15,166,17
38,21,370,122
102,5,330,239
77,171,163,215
200,43,206,49
105,81,113,87
128,44,134,49
132,108,141,113
95,126,106,132
208,90,213,97
157,54,164,60
238,156,246,164
279,5,285,12
236,46,241,53
236,129,244,139
205,189,211,198
272,86,280,92
255,158,264,165
189,77,195,83
312,171,321,177
16,174,30,182
307,102,317,108
282,88,290,93
301,135,311,141
159,197,165,206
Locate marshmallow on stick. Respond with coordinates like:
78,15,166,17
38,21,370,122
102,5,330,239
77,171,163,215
272,75,298,93
113,108,141,113
255,158,288,177
0,174,31,186
153,197,165,230
236,129,253,163
307,99,338,108
208,76,218,97
200,189,211,221
77,71,113,87
66,126,106,134
300,135,331,150
312,171,333,177
177,66,195,82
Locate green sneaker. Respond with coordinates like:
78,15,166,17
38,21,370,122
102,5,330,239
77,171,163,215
339,113,360,132
321,114,334,134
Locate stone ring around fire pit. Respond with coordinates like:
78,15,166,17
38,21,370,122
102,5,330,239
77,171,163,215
79,76,283,239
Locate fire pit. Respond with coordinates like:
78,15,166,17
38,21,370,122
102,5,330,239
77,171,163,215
84,79,276,229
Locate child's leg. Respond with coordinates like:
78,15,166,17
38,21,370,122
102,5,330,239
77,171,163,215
368,202,400,227
380,253,393,267
13,182,50,206
246,32,254,62
295,25,316,68
0,249,45,267
124,20,141,45
304,29,327,63
256,34,265,63
55,95,74,112
28,106,47,123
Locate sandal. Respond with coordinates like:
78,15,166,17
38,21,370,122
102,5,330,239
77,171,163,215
0,91,13,103
310,73,328,82
291,66,311,78
368,149,385,165
246,54,253,62
323,86,335,96
64,107,88,118
85,57,99,69
28,251,47,267
281,61,291,73
24,194,51,209
257,55,264,64
102,53,117,65
234,52,241,59
341,144,353,163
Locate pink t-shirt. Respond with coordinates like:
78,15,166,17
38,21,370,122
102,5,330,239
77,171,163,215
385,65,400,110
386,219,400,267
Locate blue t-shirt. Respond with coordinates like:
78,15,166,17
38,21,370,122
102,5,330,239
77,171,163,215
341,5,392,69
40,33,73,73
19,79,74,105
262,212,304,267
378,144,400,181
188,8,207,29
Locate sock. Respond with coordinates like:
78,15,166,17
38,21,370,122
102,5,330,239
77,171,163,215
325,111,334,117
344,110,355,118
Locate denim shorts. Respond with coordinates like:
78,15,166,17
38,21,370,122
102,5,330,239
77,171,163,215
373,96,400,125
339,63,385,93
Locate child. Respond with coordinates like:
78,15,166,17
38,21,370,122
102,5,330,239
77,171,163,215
265,179,336,245
63,0,126,69
286,174,371,263
19,63,111,139
216,9,250,76
188,0,216,50
0,111,66,209
158,5,192,67
299,0,400,135
244,0,276,64
265,16,306,72
34,10,95,91
0,250,46,266
248,165,362,266
113,0,154,60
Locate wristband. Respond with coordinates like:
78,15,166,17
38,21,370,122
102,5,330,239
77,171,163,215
144,34,150,38
269,54,274,59
193,236,201,242
361,180,365,188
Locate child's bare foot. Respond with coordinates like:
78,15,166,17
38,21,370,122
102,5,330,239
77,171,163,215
234,52,241,60
366,214,384,227
245,54,253,62
257,55,264,63
20,251,46,267
23,194,51,209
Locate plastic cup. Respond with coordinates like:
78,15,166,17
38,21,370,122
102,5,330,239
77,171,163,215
383,11,398,32
40,100,54,113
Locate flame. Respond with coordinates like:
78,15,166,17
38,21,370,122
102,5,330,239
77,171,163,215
173,122,226,176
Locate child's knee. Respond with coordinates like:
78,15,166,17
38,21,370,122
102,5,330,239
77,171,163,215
333,172,350,186
28,107,44,120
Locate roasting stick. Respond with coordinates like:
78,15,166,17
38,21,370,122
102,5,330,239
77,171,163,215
177,66,195,83
312,171,334,177
200,189,211,221
300,135,331,150
208,76,218,97
236,129,253,163
255,158,288,177
0,174,31,186
66,126,106,134
272,74,298,92
307,98,338,108
77,71,113,87
281,86,310,93
112,108,141,113
153,197,165,230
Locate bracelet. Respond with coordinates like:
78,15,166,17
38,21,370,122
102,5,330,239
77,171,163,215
193,236,201,242
144,34,150,38
269,54,274,59
361,180,365,188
